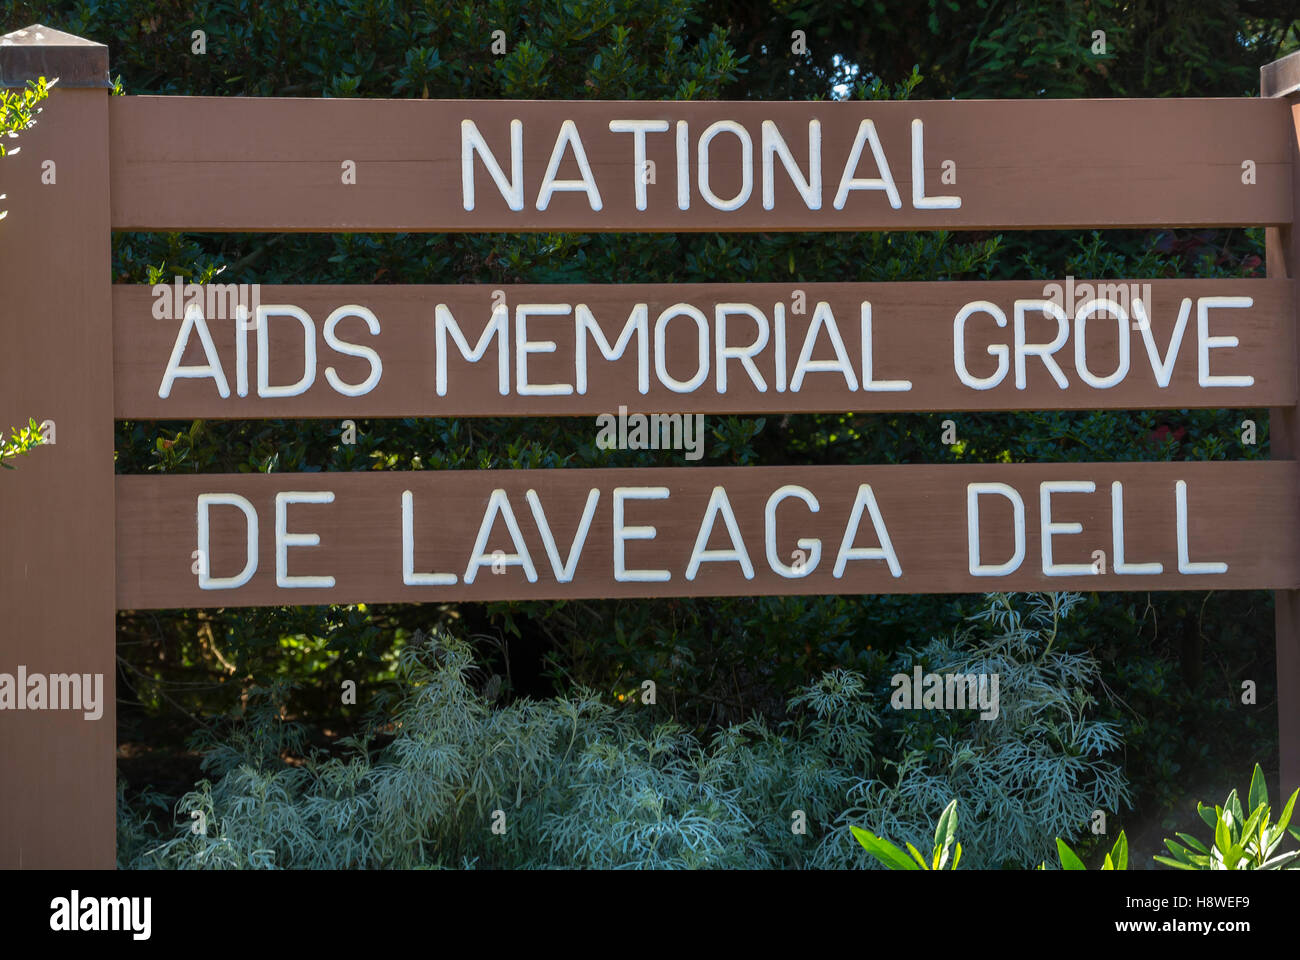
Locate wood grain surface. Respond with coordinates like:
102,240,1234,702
116,462,1299,608
109,97,1293,231
113,279,1293,417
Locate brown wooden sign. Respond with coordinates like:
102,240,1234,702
108,97,1292,232
114,279,1294,417
115,462,1299,608
6,23,1300,869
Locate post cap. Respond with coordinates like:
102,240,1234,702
0,24,110,89
1261,50,1300,99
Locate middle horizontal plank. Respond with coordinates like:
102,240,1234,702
115,280,1293,418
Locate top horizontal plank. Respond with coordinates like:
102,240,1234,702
107,96,1293,232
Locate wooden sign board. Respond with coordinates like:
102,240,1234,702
109,97,1292,232
6,25,1300,871
114,279,1294,417
116,462,1299,608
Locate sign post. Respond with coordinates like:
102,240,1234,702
0,26,116,869
1263,50,1300,797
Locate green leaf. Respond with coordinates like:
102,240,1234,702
1257,850,1300,870
1248,763,1269,815
1225,790,1244,831
1162,838,1196,865
1239,804,1267,850
1056,837,1087,870
1109,831,1128,870
933,799,959,868
1220,842,1248,869
1215,813,1233,858
1198,802,1218,830
1274,788,1298,836
850,826,920,870
904,841,930,870
1153,855,1197,871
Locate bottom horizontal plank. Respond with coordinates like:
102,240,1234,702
115,462,1299,608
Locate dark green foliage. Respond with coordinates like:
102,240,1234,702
119,595,1125,868
709,0,1296,100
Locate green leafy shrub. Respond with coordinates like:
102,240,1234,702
0,78,51,469
0,75,51,222
0,417,43,469
120,593,1125,869
852,798,962,870
123,635,866,868
822,593,1129,869
853,762,1300,870
1156,763,1300,870
854,808,1130,871
0,76,51,157
1053,831,1128,870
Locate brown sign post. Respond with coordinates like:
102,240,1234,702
1262,52,1300,820
3,23,1300,868
0,26,115,869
